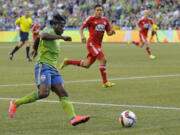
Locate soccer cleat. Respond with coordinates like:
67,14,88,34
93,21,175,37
102,81,116,88
26,57,32,62
59,58,69,70
9,100,18,118
9,53,14,60
71,115,90,126
149,55,156,60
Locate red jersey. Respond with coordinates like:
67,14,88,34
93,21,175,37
82,16,111,46
32,24,41,40
137,17,153,33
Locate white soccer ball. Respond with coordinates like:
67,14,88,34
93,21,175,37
119,110,136,128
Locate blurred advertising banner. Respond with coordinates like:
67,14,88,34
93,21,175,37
0,30,179,43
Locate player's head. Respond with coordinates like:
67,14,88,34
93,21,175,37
50,13,66,35
144,10,149,19
94,4,103,18
35,20,39,25
24,10,29,18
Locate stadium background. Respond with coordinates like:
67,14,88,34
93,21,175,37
1,1,180,135
0,0,180,42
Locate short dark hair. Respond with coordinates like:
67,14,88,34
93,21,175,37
50,13,66,25
94,4,103,9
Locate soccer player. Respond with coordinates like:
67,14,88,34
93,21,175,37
9,10,33,62
59,4,116,88
131,10,156,59
149,21,159,43
8,13,90,126
32,20,41,42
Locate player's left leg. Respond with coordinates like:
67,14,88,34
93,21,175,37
25,40,32,62
149,31,155,42
59,53,96,70
155,32,159,42
97,52,115,88
9,41,24,60
145,42,156,59
8,90,40,118
8,64,51,118
51,73,90,126
9,83,52,118
132,32,144,48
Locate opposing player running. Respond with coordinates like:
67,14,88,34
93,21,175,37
130,10,156,59
32,20,41,42
8,13,90,126
59,4,116,88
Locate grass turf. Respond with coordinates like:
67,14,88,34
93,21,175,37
0,42,180,135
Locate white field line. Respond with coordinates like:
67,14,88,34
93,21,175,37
0,74,180,87
1,97,180,110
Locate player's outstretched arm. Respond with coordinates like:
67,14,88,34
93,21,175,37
41,33,71,41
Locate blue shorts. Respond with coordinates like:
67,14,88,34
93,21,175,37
20,31,29,42
35,64,64,86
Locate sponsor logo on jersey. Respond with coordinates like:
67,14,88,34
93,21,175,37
143,23,149,28
95,24,105,31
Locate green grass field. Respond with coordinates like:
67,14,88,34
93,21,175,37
0,42,180,135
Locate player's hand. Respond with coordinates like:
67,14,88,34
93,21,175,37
16,26,20,31
108,30,116,36
63,36,72,41
111,30,116,35
81,36,86,43
31,49,38,58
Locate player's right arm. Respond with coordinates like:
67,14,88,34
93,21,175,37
80,16,91,43
31,33,72,58
15,17,21,30
80,25,86,43
136,20,141,31
40,33,72,41
106,19,115,36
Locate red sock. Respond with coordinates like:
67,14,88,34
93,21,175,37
132,41,139,46
146,47,151,55
66,60,83,66
99,65,107,84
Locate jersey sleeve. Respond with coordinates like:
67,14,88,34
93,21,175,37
82,17,92,28
105,19,111,32
15,17,21,25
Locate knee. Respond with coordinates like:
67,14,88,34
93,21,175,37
100,59,107,65
60,90,68,97
82,63,91,68
18,45,23,48
18,43,24,48
38,90,50,99
83,65,90,69
103,59,107,64
140,44,144,48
